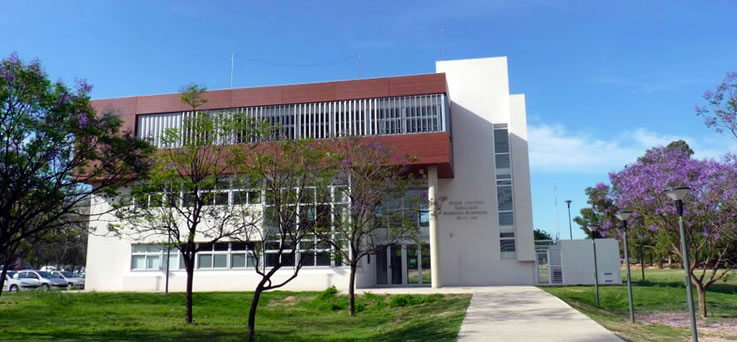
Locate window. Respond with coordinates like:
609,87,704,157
197,243,229,269
131,244,166,270
494,125,516,260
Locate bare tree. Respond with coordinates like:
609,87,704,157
314,138,423,316
229,137,336,342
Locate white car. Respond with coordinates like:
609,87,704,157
3,271,42,293
14,270,67,290
51,271,85,289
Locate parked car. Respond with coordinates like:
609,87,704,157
51,271,85,289
14,270,67,290
4,271,42,292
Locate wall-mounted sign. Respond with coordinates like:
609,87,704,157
442,200,488,221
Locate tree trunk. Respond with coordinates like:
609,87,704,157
247,283,265,342
696,283,707,319
185,256,194,324
348,263,357,317
0,261,8,298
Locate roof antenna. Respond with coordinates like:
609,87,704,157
230,53,234,89
440,28,445,60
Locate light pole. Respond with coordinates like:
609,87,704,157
565,200,573,240
665,186,698,342
587,224,601,307
616,211,635,323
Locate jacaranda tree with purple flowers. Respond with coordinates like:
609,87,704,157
609,146,737,318
314,137,422,316
0,53,153,296
697,72,737,140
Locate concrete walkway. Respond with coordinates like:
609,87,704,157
362,286,622,342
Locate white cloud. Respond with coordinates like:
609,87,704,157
528,123,737,174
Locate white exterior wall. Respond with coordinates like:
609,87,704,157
434,57,535,285
560,239,622,285
85,192,371,292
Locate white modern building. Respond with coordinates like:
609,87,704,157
85,57,620,292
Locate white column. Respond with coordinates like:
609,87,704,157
428,165,441,288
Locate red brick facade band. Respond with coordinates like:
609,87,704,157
91,73,453,177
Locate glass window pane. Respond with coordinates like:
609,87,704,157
215,192,230,206
497,186,513,211
231,242,247,251
301,253,316,267
495,154,510,169
316,252,331,266
214,243,229,251
494,129,509,153
146,255,161,270
199,243,213,251
146,244,163,253
214,254,227,268
501,239,516,252
247,254,258,268
132,245,148,253
265,254,279,267
282,253,295,267
131,256,146,270
499,212,514,226
231,253,246,268
198,254,213,269
300,188,315,204
233,190,248,205
248,191,261,204
166,253,178,270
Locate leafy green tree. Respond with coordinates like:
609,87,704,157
111,84,261,324
572,184,617,238
533,228,553,241
0,53,153,296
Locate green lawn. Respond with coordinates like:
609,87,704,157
0,289,470,342
542,267,737,342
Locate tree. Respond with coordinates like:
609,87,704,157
572,184,617,239
609,145,737,318
697,72,737,140
229,136,336,342
110,84,260,324
533,228,553,241
0,53,153,296
313,138,421,316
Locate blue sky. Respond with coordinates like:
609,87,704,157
2,1,736,239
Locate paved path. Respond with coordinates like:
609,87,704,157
362,286,622,342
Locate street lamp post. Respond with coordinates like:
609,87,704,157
586,224,601,307
665,186,698,342
565,200,573,240
616,211,635,323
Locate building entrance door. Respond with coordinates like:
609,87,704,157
375,244,431,286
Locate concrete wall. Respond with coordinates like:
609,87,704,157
560,239,622,285
435,57,535,286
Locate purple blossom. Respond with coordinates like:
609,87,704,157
7,52,19,64
78,113,89,129
75,78,93,94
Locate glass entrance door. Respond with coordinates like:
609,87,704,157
375,244,431,286
390,245,403,285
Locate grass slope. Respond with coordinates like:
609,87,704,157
0,290,470,342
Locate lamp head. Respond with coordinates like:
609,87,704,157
615,211,633,221
586,224,600,233
665,186,690,201
565,200,572,207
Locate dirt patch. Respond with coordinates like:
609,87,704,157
640,312,737,341
267,295,299,307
